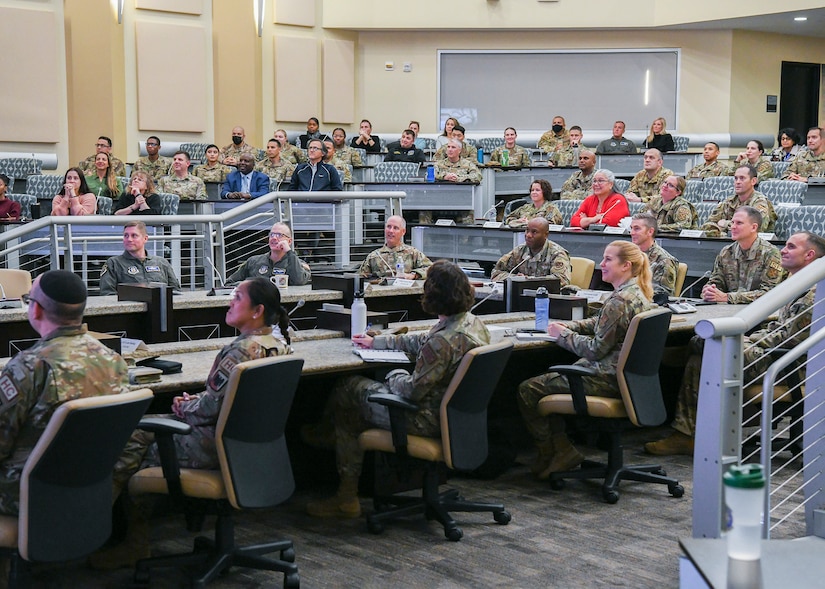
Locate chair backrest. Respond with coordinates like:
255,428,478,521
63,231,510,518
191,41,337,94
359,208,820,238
570,256,595,289
674,262,688,296
0,158,41,178
682,179,704,203
759,179,807,205
0,269,32,299
775,205,825,239
19,389,153,562
7,193,36,219
616,308,672,427
179,142,209,164
694,201,719,226
556,199,582,226
26,174,63,200
420,137,437,151
503,197,529,218
613,178,630,194
672,136,690,152
771,161,791,179
700,176,734,201
627,201,646,216
476,137,502,153
96,195,112,215
158,192,180,215
216,356,304,510
439,341,514,471
374,161,420,183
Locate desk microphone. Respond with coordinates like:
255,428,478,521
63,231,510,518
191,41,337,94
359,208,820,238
204,256,234,297
377,251,397,277
471,253,532,313
677,270,711,300
285,298,305,333
0,282,22,309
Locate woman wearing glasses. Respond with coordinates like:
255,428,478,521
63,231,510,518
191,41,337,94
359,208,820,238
644,175,698,232
570,169,629,229
227,222,311,286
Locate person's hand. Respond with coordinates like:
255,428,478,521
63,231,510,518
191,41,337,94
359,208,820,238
352,333,374,348
547,322,566,338
701,283,727,303
273,237,291,253
444,172,458,182
134,194,146,208
63,184,76,197
625,192,641,202
223,156,238,166
735,152,747,163
787,172,806,182
172,393,191,418
717,219,729,230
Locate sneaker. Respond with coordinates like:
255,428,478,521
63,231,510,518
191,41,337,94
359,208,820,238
644,431,695,456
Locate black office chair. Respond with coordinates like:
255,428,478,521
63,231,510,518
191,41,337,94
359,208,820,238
537,308,685,503
358,340,513,541
0,389,154,588
129,356,304,588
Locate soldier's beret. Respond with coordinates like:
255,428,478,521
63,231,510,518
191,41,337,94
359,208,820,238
39,270,87,304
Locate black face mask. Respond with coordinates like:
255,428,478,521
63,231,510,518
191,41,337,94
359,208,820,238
232,136,243,145
552,124,563,133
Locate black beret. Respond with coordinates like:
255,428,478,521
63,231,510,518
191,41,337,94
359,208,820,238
38,270,87,304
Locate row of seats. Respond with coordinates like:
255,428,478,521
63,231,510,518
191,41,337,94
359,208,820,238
683,176,806,204
5,192,181,219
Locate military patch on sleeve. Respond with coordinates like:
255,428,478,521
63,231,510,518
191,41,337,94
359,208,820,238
0,375,18,405
766,258,783,280
218,356,236,374
209,370,229,392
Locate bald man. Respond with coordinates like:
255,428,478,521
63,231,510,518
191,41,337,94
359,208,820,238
358,215,432,279
491,217,572,286
220,126,258,167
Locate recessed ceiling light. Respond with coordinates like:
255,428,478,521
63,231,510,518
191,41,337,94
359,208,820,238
794,16,808,22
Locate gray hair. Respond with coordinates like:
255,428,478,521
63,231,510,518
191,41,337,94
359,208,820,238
592,169,615,184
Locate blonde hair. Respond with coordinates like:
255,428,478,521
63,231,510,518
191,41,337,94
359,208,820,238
608,240,653,300
646,117,668,144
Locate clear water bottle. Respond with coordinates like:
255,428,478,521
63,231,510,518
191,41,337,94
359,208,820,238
395,255,405,279
351,291,367,337
535,286,549,331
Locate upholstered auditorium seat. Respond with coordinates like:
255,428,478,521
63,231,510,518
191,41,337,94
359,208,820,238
374,161,420,183
25,174,63,200
700,176,734,201
159,192,180,215
759,179,807,205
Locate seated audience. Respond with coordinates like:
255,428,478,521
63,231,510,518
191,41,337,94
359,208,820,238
435,139,482,183
538,115,571,163
644,175,698,232
625,148,673,203
255,138,295,183
570,169,629,229
436,117,458,148
85,152,123,199
505,180,563,227
52,168,97,216
132,136,172,182
275,129,308,164
433,125,475,161
384,129,426,163
771,128,803,162
553,125,588,167
221,153,270,199
99,221,180,295
408,120,427,150
489,127,533,168
688,142,728,178
700,164,776,236
114,171,162,215
642,117,675,152
298,117,323,149
560,150,597,200
227,222,311,286
305,260,490,518
288,139,343,192
629,212,678,295
491,218,571,286
78,135,126,177
331,128,365,167
220,126,257,167
322,137,352,182
0,173,21,221
518,241,656,478
783,127,825,182
595,121,637,154
192,144,233,184
157,151,207,200
358,215,432,279
350,119,381,153
728,140,773,182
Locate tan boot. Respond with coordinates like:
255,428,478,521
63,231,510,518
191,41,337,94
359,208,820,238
539,435,584,478
644,431,694,456
306,475,361,518
88,499,151,571
530,442,555,477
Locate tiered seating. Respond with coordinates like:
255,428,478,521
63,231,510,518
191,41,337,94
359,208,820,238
0,158,42,179
476,137,502,154
374,161,420,183
775,205,825,238
96,195,113,215
556,199,582,226
682,179,703,203
694,202,719,226
7,194,36,219
26,174,63,200
159,193,180,215
613,178,630,194
759,179,807,205
700,176,734,201
179,142,209,164
771,161,791,178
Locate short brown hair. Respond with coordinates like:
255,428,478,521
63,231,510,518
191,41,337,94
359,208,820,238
421,260,475,316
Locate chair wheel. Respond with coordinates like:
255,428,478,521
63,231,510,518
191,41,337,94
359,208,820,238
669,483,685,498
445,526,463,542
602,488,620,504
367,520,384,535
284,572,300,589
494,510,511,525
281,547,295,563
549,478,565,490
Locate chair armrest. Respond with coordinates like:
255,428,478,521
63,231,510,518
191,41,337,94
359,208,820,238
367,393,417,458
547,364,597,378
136,417,190,507
137,417,192,436
367,392,419,412
547,364,595,417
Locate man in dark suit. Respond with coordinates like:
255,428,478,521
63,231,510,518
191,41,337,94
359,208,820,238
220,153,271,199
288,139,343,192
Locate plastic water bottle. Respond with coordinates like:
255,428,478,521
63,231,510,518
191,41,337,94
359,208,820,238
477,146,484,164
535,287,549,331
426,165,435,182
724,464,766,561
395,255,405,279
351,291,367,337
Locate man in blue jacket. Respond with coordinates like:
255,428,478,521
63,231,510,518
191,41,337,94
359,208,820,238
220,153,271,199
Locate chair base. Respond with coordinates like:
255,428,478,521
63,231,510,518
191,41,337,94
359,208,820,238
549,458,685,504
134,514,299,588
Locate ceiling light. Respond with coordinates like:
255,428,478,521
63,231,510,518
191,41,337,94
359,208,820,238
794,16,808,22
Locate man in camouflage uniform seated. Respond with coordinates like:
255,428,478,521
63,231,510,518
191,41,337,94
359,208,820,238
630,212,678,296
647,231,822,456
560,150,597,200
78,135,126,177
219,126,258,167
625,148,673,203
687,142,728,178
157,150,207,200
783,127,825,182
491,217,572,287
132,136,172,182
358,215,432,279
421,138,482,225
255,138,295,183
0,270,129,515
552,125,589,168
700,164,776,237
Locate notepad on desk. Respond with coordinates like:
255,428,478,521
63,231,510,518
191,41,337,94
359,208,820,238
354,349,412,363
515,331,557,342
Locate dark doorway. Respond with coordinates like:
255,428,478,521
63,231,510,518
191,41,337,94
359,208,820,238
780,61,821,136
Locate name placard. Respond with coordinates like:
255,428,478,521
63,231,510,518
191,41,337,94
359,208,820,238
758,232,777,241
680,229,706,238
392,278,415,288
603,226,626,235
483,221,503,228
435,218,456,226
547,224,564,232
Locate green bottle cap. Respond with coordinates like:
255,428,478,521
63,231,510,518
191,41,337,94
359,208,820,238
723,464,765,489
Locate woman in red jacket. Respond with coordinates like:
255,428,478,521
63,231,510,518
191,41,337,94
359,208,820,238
570,169,629,229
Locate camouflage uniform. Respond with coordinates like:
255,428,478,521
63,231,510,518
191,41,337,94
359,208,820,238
433,142,476,162
782,149,825,179
687,160,728,178
489,145,533,167
226,251,311,286
670,285,812,438
434,158,482,183
518,279,655,444
537,130,571,155
358,243,432,279
552,145,589,168
707,237,783,304
504,200,563,227
700,191,777,237
0,325,129,514
280,144,308,165
628,167,674,203
157,173,207,200
726,158,774,183
327,312,490,478
645,195,698,232
328,160,352,182
132,156,173,182
99,251,181,295
560,169,595,200
645,242,678,296
79,154,126,177
332,147,364,167
255,158,295,183
491,240,572,286
192,163,233,184
219,142,257,165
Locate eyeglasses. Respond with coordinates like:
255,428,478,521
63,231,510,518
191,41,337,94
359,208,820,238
307,147,322,151
95,143,109,148
663,182,679,190
592,179,610,185
146,142,159,147
269,232,289,239
21,293,40,306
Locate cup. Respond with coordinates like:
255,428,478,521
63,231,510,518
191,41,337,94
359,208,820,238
723,464,765,561
271,274,289,290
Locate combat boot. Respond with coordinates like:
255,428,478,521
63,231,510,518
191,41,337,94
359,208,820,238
530,441,555,478
539,434,584,478
306,475,361,518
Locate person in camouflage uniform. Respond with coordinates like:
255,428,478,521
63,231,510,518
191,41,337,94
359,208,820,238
645,231,823,457
630,212,678,296
537,115,571,157
78,135,126,177
644,175,699,232
132,136,172,182
219,126,257,167
504,180,563,227
552,125,589,167
700,164,777,237
489,127,533,167
687,142,729,178
306,261,491,518
254,138,295,183
783,127,825,182
192,144,233,184
491,218,571,286
227,222,311,286
433,135,476,162
331,128,365,167
726,140,774,183
99,221,181,295
157,151,207,200
434,139,482,183
323,138,352,182
0,270,129,515
358,215,432,279
275,129,308,165
559,150,597,200
625,149,673,203
518,241,656,479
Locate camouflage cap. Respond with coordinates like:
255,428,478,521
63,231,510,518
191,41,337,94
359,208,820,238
39,270,87,304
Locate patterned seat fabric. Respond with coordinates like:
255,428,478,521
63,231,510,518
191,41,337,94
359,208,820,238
0,158,42,178
352,147,367,161
775,205,825,239
269,177,290,192
463,137,478,149
378,137,388,152
420,137,437,151
682,179,704,203
503,197,529,218
672,136,689,152
700,176,734,201
771,161,791,179
179,142,209,164
556,199,583,226
26,174,64,199
96,195,113,216
7,193,36,219
694,202,719,226
374,162,420,183
627,201,646,216
476,137,503,154
159,192,180,215
612,178,630,194
759,179,807,205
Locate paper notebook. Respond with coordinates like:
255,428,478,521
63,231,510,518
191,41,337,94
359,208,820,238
515,332,557,342
354,349,412,363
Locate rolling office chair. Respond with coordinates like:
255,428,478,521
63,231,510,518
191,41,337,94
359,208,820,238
0,269,32,300
674,263,688,297
537,308,685,503
129,356,303,588
569,256,596,289
358,341,513,541
0,390,153,588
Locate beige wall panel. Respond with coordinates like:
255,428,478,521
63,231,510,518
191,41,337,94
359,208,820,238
274,0,316,27
0,7,60,142
275,36,318,122
135,22,208,132
323,39,355,124
136,0,203,16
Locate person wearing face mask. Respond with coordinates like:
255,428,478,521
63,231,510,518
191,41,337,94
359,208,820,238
537,116,571,166
553,125,588,167
219,126,257,167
